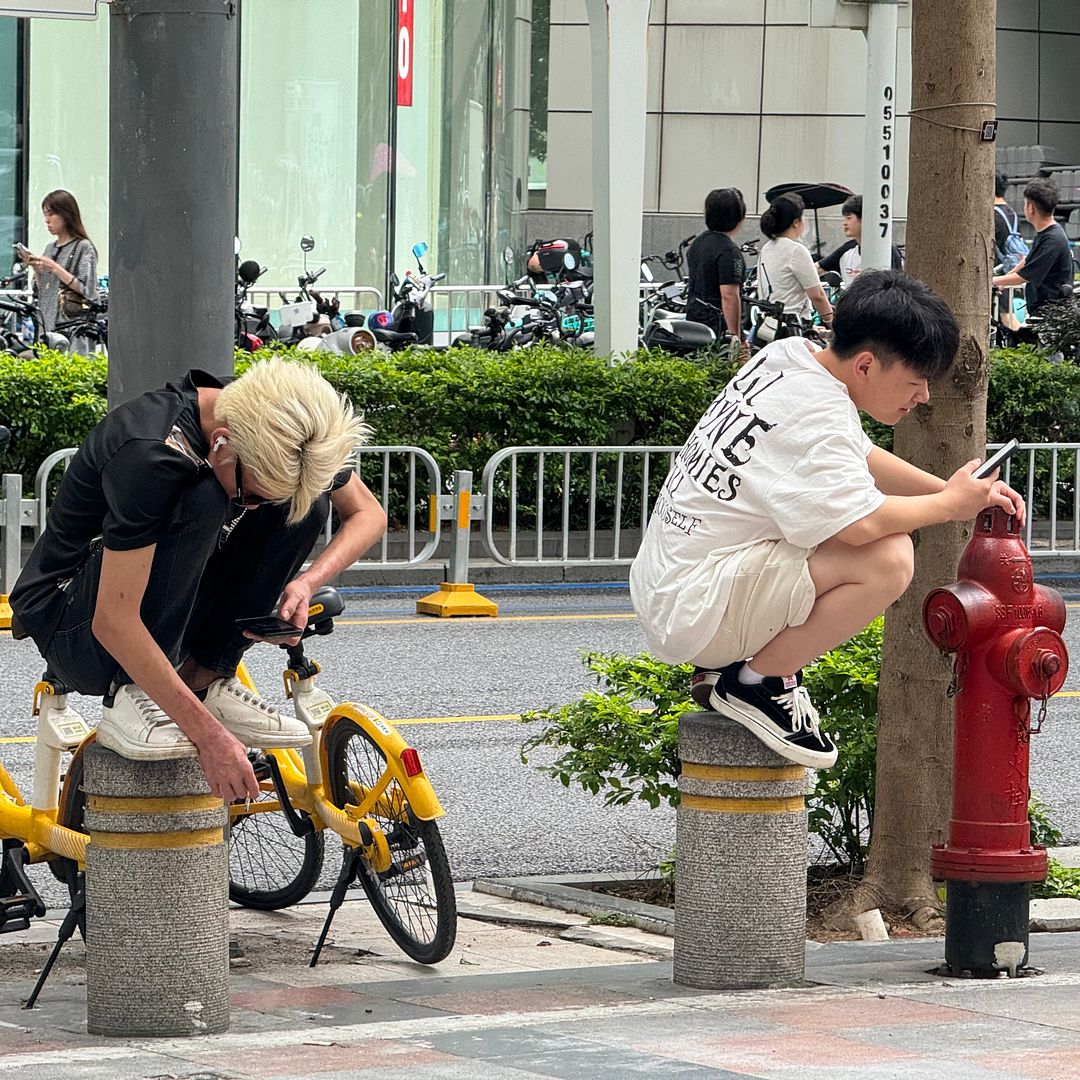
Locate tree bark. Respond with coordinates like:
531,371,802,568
852,0,997,924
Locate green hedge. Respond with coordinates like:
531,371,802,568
0,342,1069,496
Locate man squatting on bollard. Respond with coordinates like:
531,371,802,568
8,358,387,801
630,271,1025,770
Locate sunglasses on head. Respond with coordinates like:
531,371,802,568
234,458,271,507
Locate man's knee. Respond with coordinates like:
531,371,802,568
873,533,915,599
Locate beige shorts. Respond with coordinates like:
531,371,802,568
690,539,817,670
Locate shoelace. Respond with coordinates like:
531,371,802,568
223,679,279,716
775,685,825,741
128,687,176,731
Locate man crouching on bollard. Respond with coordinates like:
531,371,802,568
10,357,387,802
630,270,1024,769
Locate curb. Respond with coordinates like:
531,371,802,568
473,872,674,937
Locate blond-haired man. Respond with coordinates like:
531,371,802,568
12,358,387,801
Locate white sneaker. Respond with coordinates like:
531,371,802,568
202,677,311,749
97,684,197,760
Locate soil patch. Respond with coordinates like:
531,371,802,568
583,866,941,942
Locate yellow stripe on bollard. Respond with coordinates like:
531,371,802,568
457,489,472,530
87,794,223,814
428,496,438,534
680,794,805,815
88,827,224,849
681,762,805,782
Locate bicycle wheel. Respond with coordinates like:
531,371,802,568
228,788,324,911
323,716,456,964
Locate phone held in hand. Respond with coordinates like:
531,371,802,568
234,615,302,639
13,242,31,260
973,438,1020,480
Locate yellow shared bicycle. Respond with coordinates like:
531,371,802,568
0,586,456,999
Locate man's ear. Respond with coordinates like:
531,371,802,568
209,426,231,454
852,350,876,379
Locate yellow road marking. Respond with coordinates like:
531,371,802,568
336,613,637,626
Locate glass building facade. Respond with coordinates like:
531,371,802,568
1,1,532,291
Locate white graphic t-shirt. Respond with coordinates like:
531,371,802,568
629,337,884,662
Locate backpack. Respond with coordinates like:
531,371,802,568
994,205,1028,272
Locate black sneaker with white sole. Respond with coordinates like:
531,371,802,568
690,666,724,710
709,665,838,770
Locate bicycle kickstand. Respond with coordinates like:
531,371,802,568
24,880,85,1009
309,845,363,968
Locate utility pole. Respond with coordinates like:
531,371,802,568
852,0,998,927
860,0,899,271
108,0,238,406
584,0,649,358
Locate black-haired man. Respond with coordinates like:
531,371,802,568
630,271,1024,769
817,195,904,288
992,179,1072,314
686,188,747,340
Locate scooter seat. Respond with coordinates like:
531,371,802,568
372,327,418,345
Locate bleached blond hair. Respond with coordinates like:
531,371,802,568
215,358,371,525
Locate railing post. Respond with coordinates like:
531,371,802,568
416,468,497,617
83,743,230,1036
674,713,811,989
0,473,23,629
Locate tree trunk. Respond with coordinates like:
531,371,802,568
853,0,997,924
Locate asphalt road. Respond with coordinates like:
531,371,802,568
3,582,1080,909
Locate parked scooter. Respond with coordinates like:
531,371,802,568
364,241,445,351
235,250,276,351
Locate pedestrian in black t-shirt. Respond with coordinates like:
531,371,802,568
10,359,387,802
686,188,747,340
993,179,1073,314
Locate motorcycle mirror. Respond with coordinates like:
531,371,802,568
640,262,654,282
502,245,515,266
234,237,242,255
237,260,263,285
300,235,315,253
412,241,429,261
389,272,400,291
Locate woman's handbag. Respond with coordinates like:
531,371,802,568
57,241,91,319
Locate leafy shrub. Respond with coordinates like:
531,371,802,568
520,619,884,871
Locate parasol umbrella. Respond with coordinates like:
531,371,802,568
763,181,854,257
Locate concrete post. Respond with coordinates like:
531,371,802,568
585,0,649,358
83,743,229,1036
861,0,899,271
674,714,811,990
0,472,22,628
108,0,238,407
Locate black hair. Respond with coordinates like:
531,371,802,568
760,193,805,240
831,270,959,380
42,189,93,245
1024,178,1059,216
994,172,1008,198
704,188,746,233
841,194,863,219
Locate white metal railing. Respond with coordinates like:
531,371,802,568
33,445,441,568
247,285,385,314
994,442,1080,557
480,445,679,566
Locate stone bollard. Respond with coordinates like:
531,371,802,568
674,714,811,990
83,743,230,1036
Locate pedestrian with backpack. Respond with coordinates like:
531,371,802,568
993,173,1028,273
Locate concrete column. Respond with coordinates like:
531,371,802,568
674,714,810,990
585,0,649,358
861,0,899,271
108,0,238,407
83,743,229,1036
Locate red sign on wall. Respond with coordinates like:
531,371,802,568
397,0,414,107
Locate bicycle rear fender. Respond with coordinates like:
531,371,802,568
321,704,445,821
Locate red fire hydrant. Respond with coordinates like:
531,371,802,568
923,506,1068,977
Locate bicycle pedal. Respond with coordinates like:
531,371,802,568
0,841,46,933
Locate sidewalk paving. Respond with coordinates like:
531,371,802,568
3,885,1080,1078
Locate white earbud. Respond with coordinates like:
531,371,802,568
212,436,228,452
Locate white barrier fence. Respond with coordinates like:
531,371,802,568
4,442,1079,599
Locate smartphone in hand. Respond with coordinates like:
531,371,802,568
13,242,32,261
234,615,302,639
973,438,1019,480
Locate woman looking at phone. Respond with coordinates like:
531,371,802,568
22,190,99,352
